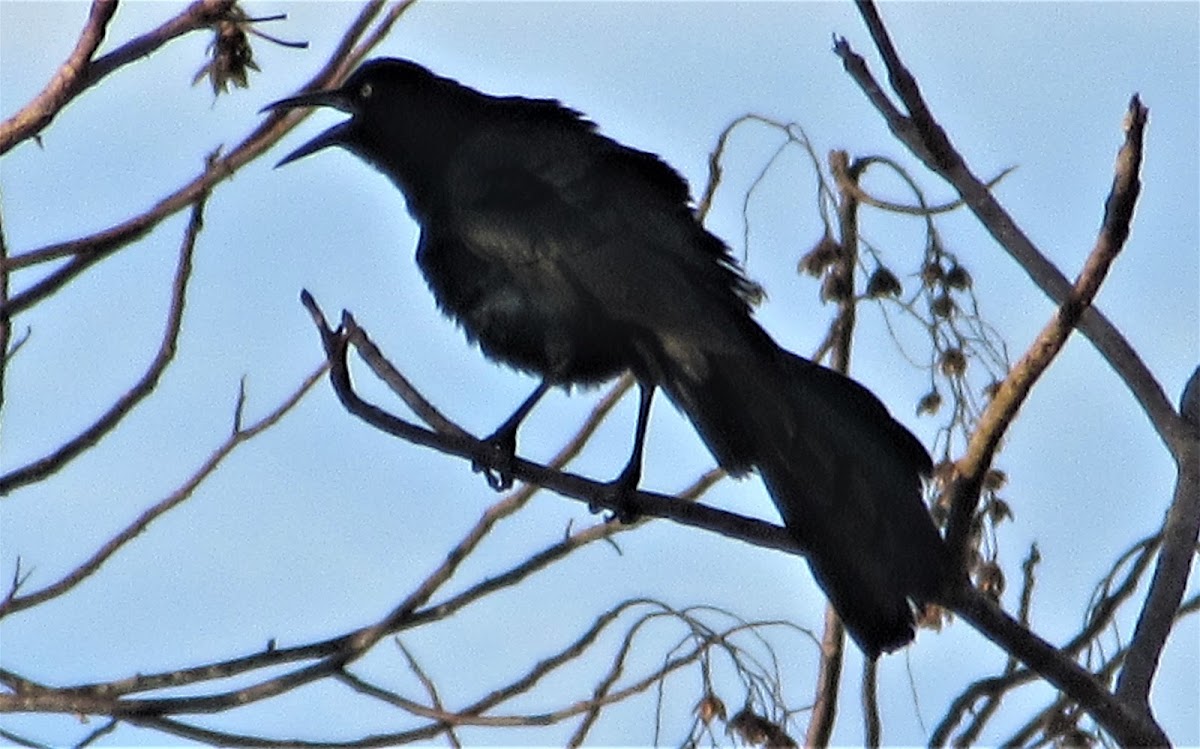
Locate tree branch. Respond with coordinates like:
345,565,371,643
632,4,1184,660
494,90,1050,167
804,148,868,748
0,192,206,497
0,0,120,155
943,94,1150,568
1116,366,1200,712
299,291,800,556
945,583,1168,747
835,4,1187,457
1,0,417,315
0,362,325,617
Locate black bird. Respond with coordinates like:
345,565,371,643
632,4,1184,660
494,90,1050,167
264,58,951,658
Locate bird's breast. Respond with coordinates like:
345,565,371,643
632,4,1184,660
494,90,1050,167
416,236,629,385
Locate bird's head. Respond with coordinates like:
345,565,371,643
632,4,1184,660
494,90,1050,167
262,58,472,172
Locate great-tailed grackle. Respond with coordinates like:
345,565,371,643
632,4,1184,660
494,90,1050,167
265,58,951,658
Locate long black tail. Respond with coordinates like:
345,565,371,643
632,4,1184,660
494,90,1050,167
660,343,951,658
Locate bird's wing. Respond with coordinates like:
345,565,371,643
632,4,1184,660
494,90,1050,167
433,129,764,359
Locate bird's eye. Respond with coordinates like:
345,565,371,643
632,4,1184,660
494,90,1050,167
360,82,373,100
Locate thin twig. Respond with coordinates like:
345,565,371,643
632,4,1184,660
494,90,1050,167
999,594,1199,748
862,659,880,748
836,8,1185,457
0,0,120,155
945,583,1167,747
804,149,867,748
942,95,1149,571
930,536,1159,746
1,1,417,315
0,362,326,617
0,192,207,496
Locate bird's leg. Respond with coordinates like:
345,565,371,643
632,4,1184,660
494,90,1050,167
591,382,654,523
473,380,551,491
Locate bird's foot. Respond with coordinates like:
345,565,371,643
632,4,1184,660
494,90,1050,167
472,429,517,491
589,466,642,524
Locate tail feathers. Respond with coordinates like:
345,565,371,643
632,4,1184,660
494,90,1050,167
661,346,950,658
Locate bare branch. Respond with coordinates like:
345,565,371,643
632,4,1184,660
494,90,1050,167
1001,594,1199,748
73,718,118,748
0,362,325,617
345,318,471,438
805,604,845,747
0,202,11,419
931,535,1160,746
862,659,880,748
0,0,120,155
0,192,207,496
1116,365,1200,711
1,1,417,314
0,726,52,749
836,5,1187,457
300,290,799,556
802,149,872,747
946,583,1168,747
844,158,1016,217
938,544,1041,746
941,95,1149,567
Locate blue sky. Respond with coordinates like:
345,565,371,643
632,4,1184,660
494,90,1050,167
1,2,1197,746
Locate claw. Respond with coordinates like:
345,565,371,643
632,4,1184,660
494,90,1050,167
473,430,517,491
471,381,551,492
588,462,641,523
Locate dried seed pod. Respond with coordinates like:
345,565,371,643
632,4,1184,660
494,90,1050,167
865,266,902,298
983,379,1003,399
694,693,727,725
820,271,852,303
945,263,973,290
940,348,968,376
193,14,260,96
798,233,841,277
921,261,945,287
983,469,1008,491
976,561,1006,601
930,292,956,318
917,390,943,416
987,497,1014,524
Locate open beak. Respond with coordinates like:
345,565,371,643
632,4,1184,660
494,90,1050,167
261,88,355,168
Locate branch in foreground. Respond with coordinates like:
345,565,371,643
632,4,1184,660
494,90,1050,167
298,290,799,557
999,594,1199,748
932,535,1159,745
0,0,119,155
0,361,325,616
1,0,417,313
802,148,866,749
836,4,1186,456
945,583,1168,747
0,192,207,497
942,95,1149,567
302,289,1177,746
1115,365,1200,710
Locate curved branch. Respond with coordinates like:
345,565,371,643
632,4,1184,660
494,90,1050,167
299,291,799,556
1116,366,1200,711
803,148,868,748
835,8,1186,457
845,157,1016,216
0,194,206,497
0,362,325,617
1,0,418,314
945,583,1168,747
942,95,1149,568
1000,593,1199,747
931,535,1160,745
0,0,119,155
